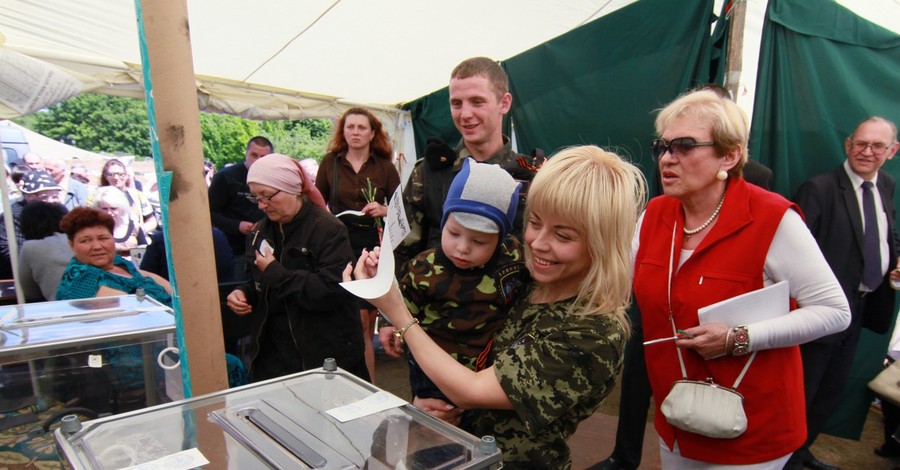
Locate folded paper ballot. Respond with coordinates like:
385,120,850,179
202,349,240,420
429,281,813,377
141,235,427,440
697,280,789,326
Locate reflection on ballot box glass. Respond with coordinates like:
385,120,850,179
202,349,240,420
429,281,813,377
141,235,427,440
0,295,176,417
55,364,502,469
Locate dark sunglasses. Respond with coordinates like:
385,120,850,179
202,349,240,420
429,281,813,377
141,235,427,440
651,137,716,159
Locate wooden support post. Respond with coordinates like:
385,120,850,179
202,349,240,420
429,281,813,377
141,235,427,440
137,0,228,396
725,0,747,101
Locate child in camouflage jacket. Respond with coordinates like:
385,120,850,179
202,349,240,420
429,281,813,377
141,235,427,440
380,158,529,429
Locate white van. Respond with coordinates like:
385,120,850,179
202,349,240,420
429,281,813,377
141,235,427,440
0,126,31,166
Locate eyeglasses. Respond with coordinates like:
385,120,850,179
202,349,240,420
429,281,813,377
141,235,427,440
246,189,281,204
104,171,127,178
851,141,891,155
32,191,61,202
651,137,716,159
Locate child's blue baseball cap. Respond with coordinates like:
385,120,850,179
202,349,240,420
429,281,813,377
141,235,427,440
441,158,521,238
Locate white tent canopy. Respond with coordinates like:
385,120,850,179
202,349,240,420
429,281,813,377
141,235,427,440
0,1,897,127
0,120,109,162
0,0,644,125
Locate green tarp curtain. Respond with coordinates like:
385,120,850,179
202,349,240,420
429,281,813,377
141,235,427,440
404,0,721,187
749,0,900,440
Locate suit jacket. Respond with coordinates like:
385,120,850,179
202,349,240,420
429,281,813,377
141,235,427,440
793,164,898,334
743,159,773,190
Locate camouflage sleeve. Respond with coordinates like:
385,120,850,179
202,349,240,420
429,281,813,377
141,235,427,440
399,255,425,320
397,161,427,260
492,313,625,434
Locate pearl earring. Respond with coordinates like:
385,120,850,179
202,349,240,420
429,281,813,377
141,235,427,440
716,170,728,181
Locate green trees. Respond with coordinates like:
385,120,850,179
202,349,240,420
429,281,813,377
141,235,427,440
15,94,333,167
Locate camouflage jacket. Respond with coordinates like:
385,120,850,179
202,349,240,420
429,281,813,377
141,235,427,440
471,294,626,469
401,235,527,365
398,137,536,261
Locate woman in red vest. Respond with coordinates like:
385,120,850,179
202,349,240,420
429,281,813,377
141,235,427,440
633,89,850,468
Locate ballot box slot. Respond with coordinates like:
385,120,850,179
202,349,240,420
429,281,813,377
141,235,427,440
240,407,327,468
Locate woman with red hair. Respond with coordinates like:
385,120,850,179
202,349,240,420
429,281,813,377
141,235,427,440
316,107,400,383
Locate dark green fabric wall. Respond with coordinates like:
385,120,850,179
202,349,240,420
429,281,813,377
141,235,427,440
750,0,900,440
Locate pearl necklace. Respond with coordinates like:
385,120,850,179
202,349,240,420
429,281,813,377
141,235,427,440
684,190,726,238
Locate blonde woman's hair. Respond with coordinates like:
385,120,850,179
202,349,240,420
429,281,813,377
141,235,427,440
655,89,750,178
91,186,130,221
526,146,647,336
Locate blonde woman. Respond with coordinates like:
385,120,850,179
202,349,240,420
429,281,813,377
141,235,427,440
92,186,141,257
348,146,647,469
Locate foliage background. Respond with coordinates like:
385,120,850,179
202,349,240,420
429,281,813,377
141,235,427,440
13,94,334,168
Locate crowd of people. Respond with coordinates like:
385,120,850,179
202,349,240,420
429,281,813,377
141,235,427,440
4,54,900,469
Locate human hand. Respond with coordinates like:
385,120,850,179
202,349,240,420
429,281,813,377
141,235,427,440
239,221,254,234
226,289,253,315
352,247,381,281
412,396,463,426
254,244,275,271
378,325,403,358
362,202,387,218
675,323,730,360
345,248,410,328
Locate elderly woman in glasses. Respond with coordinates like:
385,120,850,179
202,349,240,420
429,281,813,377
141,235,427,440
98,159,157,242
225,154,368,383
632,89,850,468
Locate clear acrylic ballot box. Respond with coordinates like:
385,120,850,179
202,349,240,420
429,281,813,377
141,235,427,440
0,294,176,415
54,364,502,469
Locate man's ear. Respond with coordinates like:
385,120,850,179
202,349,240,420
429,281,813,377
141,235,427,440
886,141,900,161
499,92,512,114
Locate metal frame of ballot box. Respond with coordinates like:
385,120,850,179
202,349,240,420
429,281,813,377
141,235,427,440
55,362,502,469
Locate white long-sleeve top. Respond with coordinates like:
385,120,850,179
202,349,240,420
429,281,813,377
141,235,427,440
634,208,851,351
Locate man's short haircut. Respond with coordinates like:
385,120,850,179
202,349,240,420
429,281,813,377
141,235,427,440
451,57,509,98
246,136,274,153
854,116,898,143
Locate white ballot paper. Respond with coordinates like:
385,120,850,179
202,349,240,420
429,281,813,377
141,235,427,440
697,280,789,326
339,189,409,299
326,391,407,422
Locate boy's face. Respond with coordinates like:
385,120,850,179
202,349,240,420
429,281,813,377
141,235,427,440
441,214,499,269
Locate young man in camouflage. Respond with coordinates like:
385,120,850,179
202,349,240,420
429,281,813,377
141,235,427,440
382,159,529,430
399,56,538,261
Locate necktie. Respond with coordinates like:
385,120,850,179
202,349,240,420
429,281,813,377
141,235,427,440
862,181,882,290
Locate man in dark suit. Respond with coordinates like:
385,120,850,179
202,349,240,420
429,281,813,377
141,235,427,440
788,116,900,470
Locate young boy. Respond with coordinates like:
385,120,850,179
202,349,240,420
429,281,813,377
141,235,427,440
379,158,529,428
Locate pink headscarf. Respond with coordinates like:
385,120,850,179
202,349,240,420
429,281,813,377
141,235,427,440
246,153,326,208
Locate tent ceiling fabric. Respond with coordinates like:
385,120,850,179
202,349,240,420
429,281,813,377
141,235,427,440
1,0,896,124
0,0,640,123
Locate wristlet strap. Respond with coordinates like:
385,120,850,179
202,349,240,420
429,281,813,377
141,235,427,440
667,220,756,389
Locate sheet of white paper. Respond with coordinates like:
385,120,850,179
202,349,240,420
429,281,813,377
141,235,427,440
384,188,410,250
121,448,209,470
326,391,407,423
0,49,81,115
259,239,273,257
335,209,366,217
340,228,396,299
697,280,790,326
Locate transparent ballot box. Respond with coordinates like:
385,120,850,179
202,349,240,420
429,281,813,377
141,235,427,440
55,364,502,469
0,295,176,415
